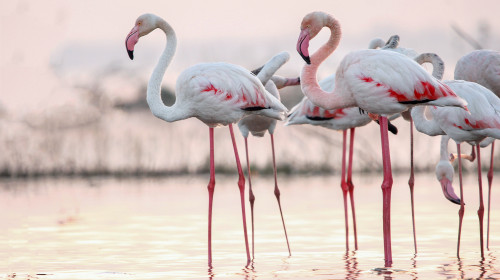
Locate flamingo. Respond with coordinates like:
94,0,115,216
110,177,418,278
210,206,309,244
286,73,399,251
455,49,500,249
296,11,467,266
237,51,299,258
125,13,288,265
285,35,401,251
412,80,500,258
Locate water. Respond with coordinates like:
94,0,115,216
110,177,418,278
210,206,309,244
0,173,499,279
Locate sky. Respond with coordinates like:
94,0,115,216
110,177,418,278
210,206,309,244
1,0,499,114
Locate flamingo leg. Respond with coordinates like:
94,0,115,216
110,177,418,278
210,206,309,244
346,127,358,250
476,144,485,259
228,124,251,264
409,117,417,254
487,141,495,250
270,134,291,256
341,130,350,251
244,137,255,259
457,143,465,258
207,128,216,266
379,116,393,267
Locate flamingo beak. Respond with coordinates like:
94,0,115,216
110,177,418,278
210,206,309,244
125,25,140,60
297,29,311,64
440,177,461,205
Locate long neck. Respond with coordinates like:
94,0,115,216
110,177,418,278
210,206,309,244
414,53,445,80
146,19,188,122
439,135,451,161
411,106,444,136
300,18,354,110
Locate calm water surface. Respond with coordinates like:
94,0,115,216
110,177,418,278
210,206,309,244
0,173,499,279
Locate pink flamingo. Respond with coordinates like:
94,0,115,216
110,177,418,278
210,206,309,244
125,13,287,265
286,73,398,252
282,36,399,252
412,80,500,258
455,49,500,249
296,11,467,266
238,51,299,258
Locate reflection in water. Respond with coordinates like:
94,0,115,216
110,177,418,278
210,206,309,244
0,174,499,279
344,251,360,280
410,253,418,280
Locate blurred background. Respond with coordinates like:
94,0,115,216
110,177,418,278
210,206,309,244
1,0,499,177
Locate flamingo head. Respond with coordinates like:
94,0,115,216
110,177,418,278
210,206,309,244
125,13,158,60
297,11,330,64
435,160,461,205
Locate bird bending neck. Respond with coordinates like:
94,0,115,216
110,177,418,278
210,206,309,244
300,17,354,110
411,106,444,136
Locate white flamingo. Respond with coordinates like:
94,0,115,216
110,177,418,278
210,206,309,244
455,49,500,249
237,51,299,258
125,13,287,265
412,80,500,258
295,11,467,266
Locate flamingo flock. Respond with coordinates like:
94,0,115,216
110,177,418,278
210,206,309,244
125,12,499,267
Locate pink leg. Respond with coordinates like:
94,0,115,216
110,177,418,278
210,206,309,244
244,137,255,259
346,128,358,250
207,128,216,266
457,143,465,258
379,116,393,267
270,134,291,256
228,124,251,264
476,145,485,259
487,141,495,250
341,130,350,251
409,117,417,254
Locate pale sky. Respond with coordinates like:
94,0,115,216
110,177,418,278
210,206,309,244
1,0,499,113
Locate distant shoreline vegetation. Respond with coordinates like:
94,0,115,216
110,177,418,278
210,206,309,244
0,164,490,179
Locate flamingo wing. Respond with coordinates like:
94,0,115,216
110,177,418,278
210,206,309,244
177,63,287,115
446,81,500,131
340,50,463,115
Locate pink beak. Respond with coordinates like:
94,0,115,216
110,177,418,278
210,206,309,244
125,25,140,60
440,177,461,205
297,29,311,64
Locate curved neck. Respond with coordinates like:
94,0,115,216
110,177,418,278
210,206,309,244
414,53,445,80
146,19,188,122
439,135,451,161
411,106,444,136
300,17,354,109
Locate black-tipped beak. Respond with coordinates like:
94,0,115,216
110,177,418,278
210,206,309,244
301,54,311,65
128,49,134,60
440,178,461,205
375,119,398,135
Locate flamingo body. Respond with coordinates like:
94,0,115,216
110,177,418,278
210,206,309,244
335,50,463,116
174,63,287,127
287,74,371,130
455,50,500,96
427,81,500,143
